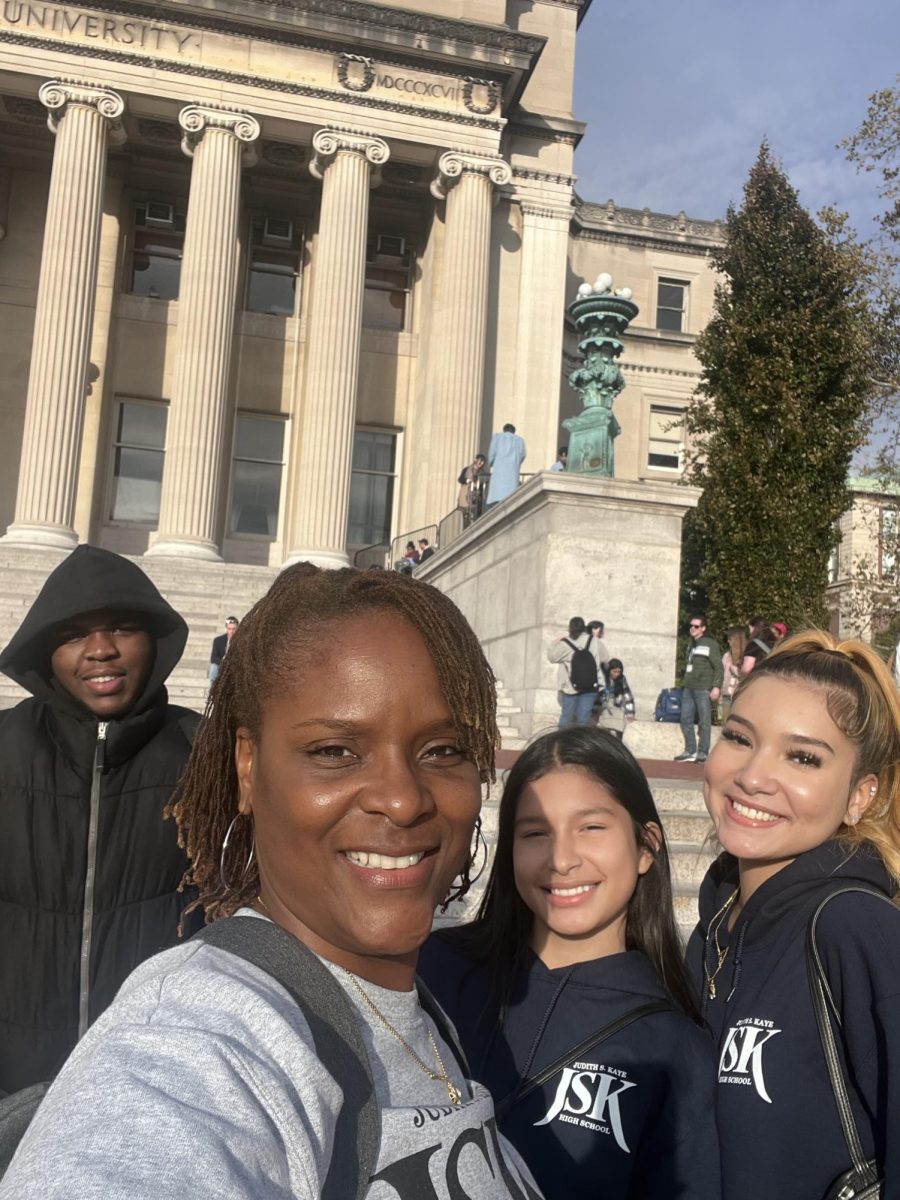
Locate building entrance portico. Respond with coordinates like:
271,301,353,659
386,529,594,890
0,0,550,567
0,0,722,582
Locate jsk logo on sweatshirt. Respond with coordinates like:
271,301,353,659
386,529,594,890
718,1018,781,1103
534,1059,636,1152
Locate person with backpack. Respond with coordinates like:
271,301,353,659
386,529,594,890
418,727,721,1200
1,565,541,1200
548,616,608,728
0,545,201,1097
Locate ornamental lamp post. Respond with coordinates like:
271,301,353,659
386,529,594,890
563,273,639,477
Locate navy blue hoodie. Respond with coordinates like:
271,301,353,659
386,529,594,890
419,933,721,1200
686,841,900,1200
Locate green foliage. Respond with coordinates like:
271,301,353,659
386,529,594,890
684,144,879,633
839,79,900,637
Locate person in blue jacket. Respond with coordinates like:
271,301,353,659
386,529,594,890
686,630,900,1200
420,726,721,1200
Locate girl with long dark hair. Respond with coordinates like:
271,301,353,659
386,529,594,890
419,726,720,1200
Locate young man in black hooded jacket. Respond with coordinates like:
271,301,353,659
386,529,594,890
0,545,202,1094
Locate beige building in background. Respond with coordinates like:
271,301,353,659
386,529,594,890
0,0,721,569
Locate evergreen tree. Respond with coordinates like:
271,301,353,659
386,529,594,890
684,143,878,633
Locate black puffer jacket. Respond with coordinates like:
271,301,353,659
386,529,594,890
0,546,202,1093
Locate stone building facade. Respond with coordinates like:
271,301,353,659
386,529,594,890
0,0,721,570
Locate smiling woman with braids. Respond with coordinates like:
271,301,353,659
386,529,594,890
1,565,543,1200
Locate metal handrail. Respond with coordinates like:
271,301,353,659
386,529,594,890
353,542,389,569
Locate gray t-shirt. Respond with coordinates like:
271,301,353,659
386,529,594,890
1,910,542,1200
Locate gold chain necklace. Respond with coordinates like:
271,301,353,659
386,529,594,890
705,888,739,1000
339,967,463,1107
254,897,462,1107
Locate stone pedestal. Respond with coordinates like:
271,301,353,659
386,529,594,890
147,105,260,561
283,129,389,569
416,471,700,735
4,81,124,549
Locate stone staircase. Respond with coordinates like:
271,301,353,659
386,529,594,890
493,679,526,750
0,546,279,712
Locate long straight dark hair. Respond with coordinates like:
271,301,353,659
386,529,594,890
447,726,701,1024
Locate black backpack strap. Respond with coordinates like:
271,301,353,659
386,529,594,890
806,887,893,1186
415,976,470,1082
495,999,672,1122
195,918,379,1200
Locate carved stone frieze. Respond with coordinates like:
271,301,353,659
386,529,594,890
39,80,125,144
578,197,724,241
336,53,375,93
0,32,504,132
462,78,500,116
309,128,390,181
512,167,576,187
178,104,260,163
430,151,512,200
519,200,573,222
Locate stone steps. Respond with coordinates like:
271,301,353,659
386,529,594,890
493,678,526,750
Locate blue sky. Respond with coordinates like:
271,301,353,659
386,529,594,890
573,0,899,238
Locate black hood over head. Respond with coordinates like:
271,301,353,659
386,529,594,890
0,545,188,715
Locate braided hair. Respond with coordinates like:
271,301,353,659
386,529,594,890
167,563,498,924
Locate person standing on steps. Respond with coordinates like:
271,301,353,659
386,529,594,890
0,545,201,1094
675,615,722,764
209,615,239,684
486,424,527,510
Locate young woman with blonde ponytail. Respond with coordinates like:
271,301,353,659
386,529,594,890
687,630,900,1200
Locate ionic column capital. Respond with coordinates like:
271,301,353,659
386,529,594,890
178,104,260,165
430,151,512,200
309,128,390,182
39,79,125,145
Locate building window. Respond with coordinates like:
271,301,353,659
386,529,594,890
363,235,412,331
110,399,167,524
229,414,286,537
129,201,186,299
245,216,303,316
881,508,898,578
647,407,684,471
656,278,688,332
827,542,840,584
348,429,397,547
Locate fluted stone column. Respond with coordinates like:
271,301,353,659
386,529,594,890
4,81,124,548
420,152,511,523
510,199,573,469
147,105,259,560
284,129,389,569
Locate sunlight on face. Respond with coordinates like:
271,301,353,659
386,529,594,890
704,675,875,889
